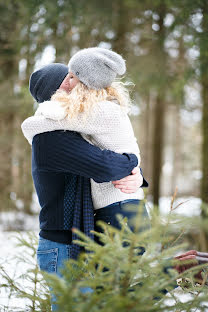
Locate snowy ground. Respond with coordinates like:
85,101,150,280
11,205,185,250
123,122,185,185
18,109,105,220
149,196,202,217
0,231,40,311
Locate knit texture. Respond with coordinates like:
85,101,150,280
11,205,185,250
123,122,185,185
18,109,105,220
63,174,77,230
22,99,144,209
70,176,94,259
29,63,68,103
31,131,138,256
68,47,126,89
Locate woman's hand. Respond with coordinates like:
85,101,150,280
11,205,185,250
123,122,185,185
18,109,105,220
112,167,143,194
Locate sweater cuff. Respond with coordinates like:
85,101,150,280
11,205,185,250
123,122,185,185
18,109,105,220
122,153,138,168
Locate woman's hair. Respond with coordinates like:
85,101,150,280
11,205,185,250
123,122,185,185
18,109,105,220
51,79,134,119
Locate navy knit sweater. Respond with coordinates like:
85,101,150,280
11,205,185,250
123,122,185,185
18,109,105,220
32,130,138,244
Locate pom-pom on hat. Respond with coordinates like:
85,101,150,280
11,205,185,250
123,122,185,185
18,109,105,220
29,63,68,103
68,47,126,90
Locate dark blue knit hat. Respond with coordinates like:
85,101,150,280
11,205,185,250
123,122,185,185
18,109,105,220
29,63,68,103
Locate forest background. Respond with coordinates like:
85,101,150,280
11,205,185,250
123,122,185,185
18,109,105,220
0,0,208,240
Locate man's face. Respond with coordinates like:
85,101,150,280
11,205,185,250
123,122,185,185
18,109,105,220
59,72,79,92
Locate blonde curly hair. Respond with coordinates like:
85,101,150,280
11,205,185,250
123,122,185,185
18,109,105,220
51,80,134,119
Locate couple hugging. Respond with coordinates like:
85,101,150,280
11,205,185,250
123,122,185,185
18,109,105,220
21,47,150,308
22,47,208,310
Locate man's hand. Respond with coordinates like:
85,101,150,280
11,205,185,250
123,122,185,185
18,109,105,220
112,167,143,194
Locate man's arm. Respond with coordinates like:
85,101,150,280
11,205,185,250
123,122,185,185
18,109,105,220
33,131,138,183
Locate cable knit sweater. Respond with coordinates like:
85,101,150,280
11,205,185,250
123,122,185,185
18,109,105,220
21,99,144,209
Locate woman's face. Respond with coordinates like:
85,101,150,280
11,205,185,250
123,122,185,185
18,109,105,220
59,72,79,92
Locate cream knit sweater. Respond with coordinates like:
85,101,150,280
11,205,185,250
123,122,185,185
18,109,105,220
21,99,144,209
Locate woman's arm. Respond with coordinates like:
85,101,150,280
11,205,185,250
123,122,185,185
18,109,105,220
22,100,124,145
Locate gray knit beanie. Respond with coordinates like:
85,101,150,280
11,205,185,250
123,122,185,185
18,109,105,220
29,63,68,103
68,47,126,90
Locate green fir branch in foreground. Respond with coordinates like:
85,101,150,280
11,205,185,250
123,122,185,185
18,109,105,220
1,201,208,311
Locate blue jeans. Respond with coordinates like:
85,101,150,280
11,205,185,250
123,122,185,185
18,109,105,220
37,237,92,311
94,199,150,248
37,237,71,278
94,200,176,294
37,238,71,311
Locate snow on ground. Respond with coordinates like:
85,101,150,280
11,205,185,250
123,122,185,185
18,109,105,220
0,231,40,311
146,196,202,217
0,211,39,232
158,196,201,216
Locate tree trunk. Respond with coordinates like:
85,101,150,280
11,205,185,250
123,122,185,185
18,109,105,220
200,1,208,215
0,109,16,212
152,91,165,206
201,84,208,206
112,0,128,56
171,105,181,195
143,92,152,185
151,3,167,208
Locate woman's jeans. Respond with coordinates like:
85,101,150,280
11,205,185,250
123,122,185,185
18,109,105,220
94,199,150,251
94,200,176,296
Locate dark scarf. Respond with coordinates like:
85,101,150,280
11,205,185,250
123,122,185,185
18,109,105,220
70,176,94,259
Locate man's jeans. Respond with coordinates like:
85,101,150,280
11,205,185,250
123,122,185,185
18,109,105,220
37,237,71,277
37,237,92,311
